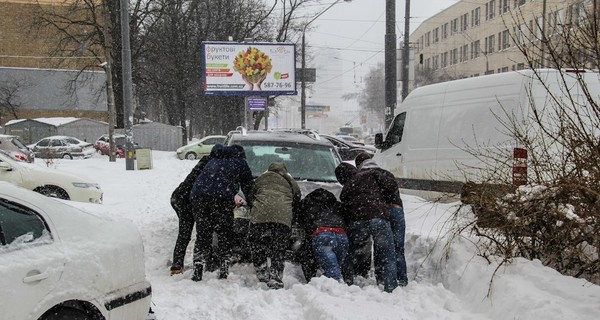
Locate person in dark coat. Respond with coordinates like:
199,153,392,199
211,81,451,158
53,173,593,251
335,162,398,293
189,144,254,281
169,152,213,275
355,152,408,286
246,162,301,289
298,188,348,282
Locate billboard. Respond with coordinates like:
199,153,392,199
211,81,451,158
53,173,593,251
201,42,296,96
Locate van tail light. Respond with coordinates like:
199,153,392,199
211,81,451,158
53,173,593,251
513,148,527,186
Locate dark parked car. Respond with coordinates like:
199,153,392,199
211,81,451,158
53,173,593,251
320,134,375,161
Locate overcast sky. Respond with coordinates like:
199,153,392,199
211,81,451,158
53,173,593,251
304,0,458,79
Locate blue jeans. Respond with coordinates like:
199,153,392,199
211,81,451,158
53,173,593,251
389,207,408,286
312,231,349,281
347,218,398,293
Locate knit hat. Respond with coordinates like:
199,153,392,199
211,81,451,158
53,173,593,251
354,152,372,168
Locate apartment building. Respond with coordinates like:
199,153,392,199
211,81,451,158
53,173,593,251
412,0,595,84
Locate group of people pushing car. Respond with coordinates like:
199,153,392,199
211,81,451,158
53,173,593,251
169,143,407,292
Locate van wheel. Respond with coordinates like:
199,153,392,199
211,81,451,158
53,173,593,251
39,307,92,320
36,186,70,201
62,153,73,160
185,152,197,160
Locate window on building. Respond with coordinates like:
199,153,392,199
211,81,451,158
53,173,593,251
442,52,448,68
433,55,439,70
501,66,509,72
500,0,510,14
518,0,526,6
451,18,458,34
501,29,510,49
425,31,431,47
471,40,481,59
442,23,448,39
461,13,469,31
461,44,469,62
517,63,525,70
485,35,495,54
433,27,439,43
486,0,496,20
452,48,458,64
555,9,565,33
472,7,481,26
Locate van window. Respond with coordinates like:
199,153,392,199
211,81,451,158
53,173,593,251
385,112,406,147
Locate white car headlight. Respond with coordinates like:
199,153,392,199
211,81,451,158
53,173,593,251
72,182,101,189
176,147,184,153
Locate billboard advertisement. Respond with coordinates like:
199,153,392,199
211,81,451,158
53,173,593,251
201,42,296,96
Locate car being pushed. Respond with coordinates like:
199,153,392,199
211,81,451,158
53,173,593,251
0,150,103,203
0,182,152,320
176,135,226,160
30,135,96,160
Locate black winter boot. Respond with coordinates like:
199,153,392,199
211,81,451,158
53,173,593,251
219,259,229,279
192,263,203,282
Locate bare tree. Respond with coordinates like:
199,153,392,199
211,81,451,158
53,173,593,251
0,78,26,120
457,1,600,285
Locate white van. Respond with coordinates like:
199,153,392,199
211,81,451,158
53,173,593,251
373,69,600,200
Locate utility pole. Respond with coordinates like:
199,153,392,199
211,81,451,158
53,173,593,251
120,0,134,170
384,0,397,128
401,0,411,101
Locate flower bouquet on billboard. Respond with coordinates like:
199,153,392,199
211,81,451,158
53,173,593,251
232,47,272,90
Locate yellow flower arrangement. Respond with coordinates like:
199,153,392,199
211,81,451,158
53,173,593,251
232,47,273,83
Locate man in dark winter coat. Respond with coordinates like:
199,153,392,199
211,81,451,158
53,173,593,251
355,152,408,286
298,188,348,282
189,144,254,281
169,152,214,275
335,162,398,293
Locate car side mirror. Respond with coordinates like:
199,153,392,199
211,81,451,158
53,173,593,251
374,133,384,149
0,162,13,171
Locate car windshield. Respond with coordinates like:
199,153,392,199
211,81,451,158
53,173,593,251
237,141,340,182
9,138,27,149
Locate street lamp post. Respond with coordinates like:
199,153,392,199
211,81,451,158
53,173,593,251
301,0,351,129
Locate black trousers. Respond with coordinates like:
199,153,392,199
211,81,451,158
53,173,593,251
248,223,291,277
171,206,195,268
191,196,235,265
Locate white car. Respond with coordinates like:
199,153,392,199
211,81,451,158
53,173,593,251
0,182,152,320
0,151,103,203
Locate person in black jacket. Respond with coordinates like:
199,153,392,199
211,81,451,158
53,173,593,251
169,152,214,275
335,162,398,293
355,152,408,287
298,188,348,282
189,144,254,281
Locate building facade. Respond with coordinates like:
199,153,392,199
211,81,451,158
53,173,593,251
411,0,596,86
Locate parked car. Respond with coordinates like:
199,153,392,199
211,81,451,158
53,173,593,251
176,135,226,160
94,134,126,158
0,150,103,203
0,182,152,320
335,134,368,146
320,134,375,161
30,135,96,160
0,134,35,163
